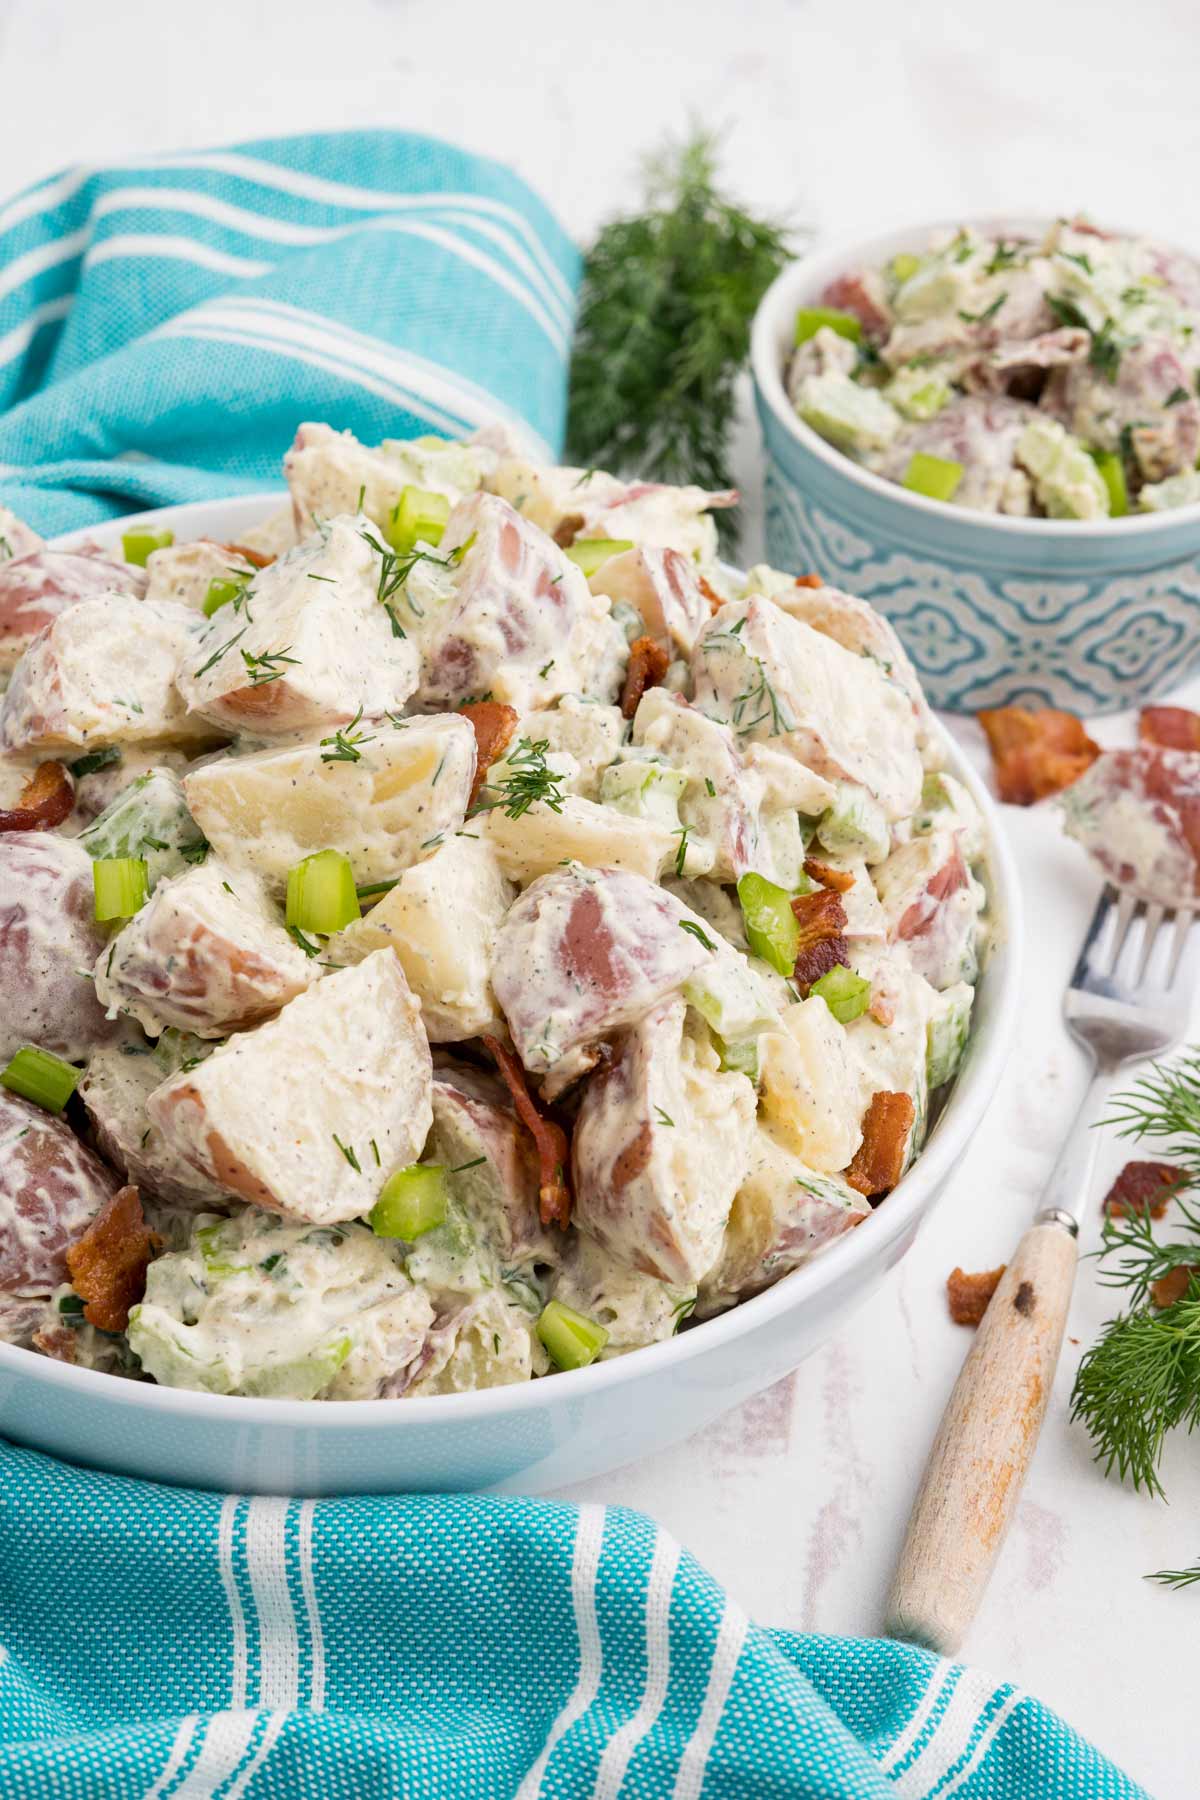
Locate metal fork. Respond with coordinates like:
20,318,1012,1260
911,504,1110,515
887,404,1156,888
885,885,1200,1656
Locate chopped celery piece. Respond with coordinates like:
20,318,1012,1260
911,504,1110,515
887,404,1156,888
564,538,633,578
370,1164,449,1240
927,985,973,1088
736,872,800,977
816,783,890,865
385,486,452,554
121,527,174,567
810,965,871,1024
203,574,250,617
69,745,122,779
794,306,862,347
1,1045,79,1113
684,955,779,1042
285,850,360,935
891,252,920,284
1092,450,1128,517
716,1036,760,1082
93,856,148,921
902,452,963,503
81,768,207,891
599,760,687,828
536,1299,609,1371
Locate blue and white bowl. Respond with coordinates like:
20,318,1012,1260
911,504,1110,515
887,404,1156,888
750,218,1200,715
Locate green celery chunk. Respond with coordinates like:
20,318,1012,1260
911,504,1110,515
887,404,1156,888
715,1036,761,1082
810,965,871,1024
370,1165,449,1240
736,872,800,977
537,1299,609,1371
564,538,634,579
902,452,964,503
599,760,687,829
794,306,863,347
385,486,452,554
890,252,920,284
93,856,148,921
816,783,890,865
927,985,974,1088
80,768,207,891
285,850,360,935
69,745,122,780
121,527,174,567
1,1045,80,1113
203,574,250,617
1092,450,1128,517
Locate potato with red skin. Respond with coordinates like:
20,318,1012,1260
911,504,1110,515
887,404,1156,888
0,1090,120,1335
875,829,983,990
490,863,715,1088
0,550,146,676
0,831,116,1063
572,996,756,1286
427,1063,555,1270
588,546,712,656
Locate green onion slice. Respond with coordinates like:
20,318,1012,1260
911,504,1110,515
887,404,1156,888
369,1164,448,1240
384,486,453,554
1092,450,1128,518
736,871,801,977
902,452,964,503
536,1299,609,1371
564,538,634,579
285,850,360,935
203,575,249,617
1,1045,80,1114
121,527,174,567
93,857,148,921
810,965,872,1024
793,306,863,347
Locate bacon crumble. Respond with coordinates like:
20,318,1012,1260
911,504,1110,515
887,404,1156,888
803,856,855,893
790,887,850,990
0,759,74,832
1103,1160,1188,1220
619,635,671,720
794,573,824,589
846,1091,916,1199
1139,706,1200,751
946,1265,1006,1326
977,706,1100,805
221,543,275,570
697,574,725,615
482,1035,572,1229
64,1185,160,1333
1151,1266,1199,1309
458,700,520,807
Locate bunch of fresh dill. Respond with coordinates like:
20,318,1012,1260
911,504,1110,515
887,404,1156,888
566,131,796,547
1070,1054,1200,1585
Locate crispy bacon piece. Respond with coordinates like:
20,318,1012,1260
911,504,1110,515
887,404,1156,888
552,513,585,549
791,887,850,990
482,1035,572,1229
1151,1266,1198,1308
846,1091,915,1199
697,574,724,615
946,1264,1006,1325
620,635,671,720
794,572,824,589
64,1185,160,1333
221,542,274,569
0,759,73,832
458,700,519,807
803,855,855,893
1139,706,1200,751
1103,1160,1187,1219
978,706,1100,805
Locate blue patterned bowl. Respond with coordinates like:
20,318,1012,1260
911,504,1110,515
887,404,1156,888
750,220,1200,714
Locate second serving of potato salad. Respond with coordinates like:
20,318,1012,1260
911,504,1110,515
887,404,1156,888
0,421,989,1400
787,218,1200,519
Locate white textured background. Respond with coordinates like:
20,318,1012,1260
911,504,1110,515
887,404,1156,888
2,1,1198,1791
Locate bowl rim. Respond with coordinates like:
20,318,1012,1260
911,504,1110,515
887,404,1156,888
0,492,1024,1430
750,211,1200,541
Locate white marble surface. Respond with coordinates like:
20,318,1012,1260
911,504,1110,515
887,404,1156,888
3,0,1199,1790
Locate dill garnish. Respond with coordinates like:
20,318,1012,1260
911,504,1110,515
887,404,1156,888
240,646,299,686
471,737,567,820
320,707,374,764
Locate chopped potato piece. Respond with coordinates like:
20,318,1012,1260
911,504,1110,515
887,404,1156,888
0,830,116,1063
758,998,865,1172
483,794,676,883
79,1035,229,1209
144,540,258,612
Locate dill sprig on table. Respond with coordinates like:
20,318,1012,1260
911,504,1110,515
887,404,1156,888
566,131,795,547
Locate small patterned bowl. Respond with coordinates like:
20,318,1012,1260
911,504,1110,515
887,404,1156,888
750,218,1200,715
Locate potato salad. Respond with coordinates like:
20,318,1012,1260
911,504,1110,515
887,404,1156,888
0,421,989,1400
787,218,1200,518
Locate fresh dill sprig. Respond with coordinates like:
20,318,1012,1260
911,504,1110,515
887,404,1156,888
319,707,374,765
566,130,796,550
470,738,566,820
240,646,299,686
1149,1560,1200,1589
1104,1054,1200,1183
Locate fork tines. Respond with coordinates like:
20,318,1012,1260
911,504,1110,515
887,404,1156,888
1072,884,1199,1001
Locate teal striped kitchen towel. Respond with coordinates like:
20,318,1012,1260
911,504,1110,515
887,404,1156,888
0,131,578,536
0,1440,1145,1799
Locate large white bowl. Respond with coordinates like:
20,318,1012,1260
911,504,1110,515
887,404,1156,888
0,494,1022,1494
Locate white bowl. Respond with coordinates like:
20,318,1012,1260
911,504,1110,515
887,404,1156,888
0,494,1022,1494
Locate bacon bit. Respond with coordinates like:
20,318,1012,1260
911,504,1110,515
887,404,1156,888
221,542,274,569
620,635,671,720
553,513,585,548
846,1091,916,1199
64,1185,160,1333
482,1035,572,1229
1103,1160,1188,1219
697,574,725,615
791,887,850,989
794,573,824,589
1151,1266,1198,1308
0,759,74,832
31,1324,79,1363
458,700,519,807
1139,706,1200,751
978,707,1100,805
868,987,895,1027
947,1265,1006,1326
803,855,855,893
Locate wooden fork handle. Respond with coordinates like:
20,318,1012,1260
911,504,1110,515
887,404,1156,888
884,1217,1077,1655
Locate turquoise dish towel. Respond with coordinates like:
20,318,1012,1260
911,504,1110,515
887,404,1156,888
0,1441,1145,1798
0,130,578,535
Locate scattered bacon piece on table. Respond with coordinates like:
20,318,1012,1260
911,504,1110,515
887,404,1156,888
65,1185,160,1333
946,1264,1006,1326
846,1091,916,1198
791,887,850,990
803,855,855,893
619,635,671,720
0,759,73,832
1139,706,1200,751
1151,1266,1198,1309
482,1036,572,1229
457,700,519,807
977,706,1101,805
1103,1160,1188,1219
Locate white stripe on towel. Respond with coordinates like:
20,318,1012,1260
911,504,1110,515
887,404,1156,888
937,1689,1024,1799
142,1714,200,1799
297,1498,325,1713
217,1494,249,1711
0,227,90,307
671,1598,748,1800
0,295,73,372
171,1711,263,1799
888,1665,1009,1799
243,1496,301,1709
82,234,272,280
879,1658,957,1775
223,1710,291,1799
590,1527,680,1800
515,1503,606,1800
